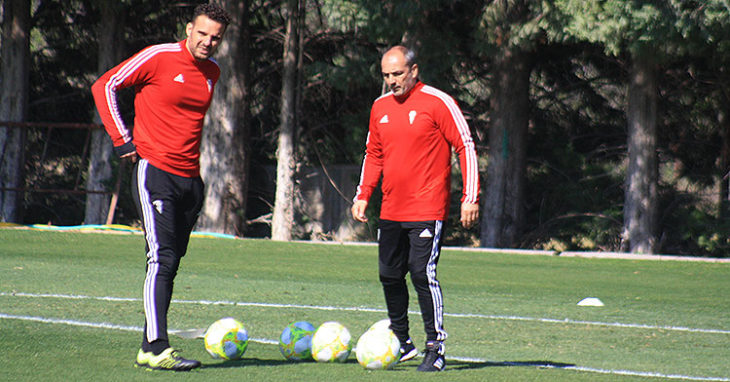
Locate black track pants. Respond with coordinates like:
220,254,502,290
378,219,447,343
131,159,204,346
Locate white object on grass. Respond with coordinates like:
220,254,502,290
577,297,604,306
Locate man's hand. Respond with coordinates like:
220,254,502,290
121,151,138,163
460,202,479,228
351,200,369,222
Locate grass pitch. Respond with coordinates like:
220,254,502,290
1,228,728,381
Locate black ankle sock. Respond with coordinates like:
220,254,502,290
149,340,170,355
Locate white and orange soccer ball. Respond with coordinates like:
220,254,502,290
355,325,401,370
311,321,352,363
367,318,391,332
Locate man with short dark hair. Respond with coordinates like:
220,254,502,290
91,3,231,371
352,45,480,372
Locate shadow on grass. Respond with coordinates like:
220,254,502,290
203,358,293,369
446,359,575,371
202,358,362,369
203,357,575,371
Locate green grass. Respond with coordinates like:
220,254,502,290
1,229,728,381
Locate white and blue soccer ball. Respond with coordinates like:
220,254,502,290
204,317,249,360
355,326,401,370
311,321,352,363
279,321,316,361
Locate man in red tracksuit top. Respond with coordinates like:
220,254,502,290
352,46,480,372
91,4,230,371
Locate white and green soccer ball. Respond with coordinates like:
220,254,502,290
204,317,249,360
311,321,352,363
355,327,401,370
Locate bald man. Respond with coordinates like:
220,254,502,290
352,46,480,372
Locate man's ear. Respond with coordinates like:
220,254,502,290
185,22,193,37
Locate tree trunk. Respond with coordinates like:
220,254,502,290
621,56,658,254
85,0,123,225
481,48,532,248
198,0,252,236
718,110,729,219
0,0,30,223
271,0,301,241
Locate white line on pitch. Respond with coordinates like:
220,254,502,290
0,312,276,345
0,312,727,382
3,291,729,335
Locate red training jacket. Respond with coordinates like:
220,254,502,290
355,81,480,221
91,40,220,177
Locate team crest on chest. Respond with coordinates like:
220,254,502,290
409,110,417,125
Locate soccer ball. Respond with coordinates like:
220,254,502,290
311,321,352,363
355,328,401,370
368,318,391,332
279,321,316,361
204,317,249,360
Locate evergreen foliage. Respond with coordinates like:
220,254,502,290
6,0,730,256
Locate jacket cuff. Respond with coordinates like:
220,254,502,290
113,141,136,157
